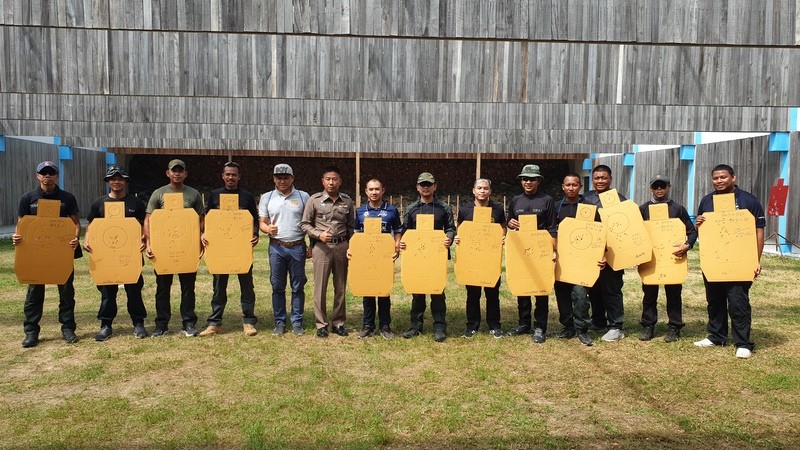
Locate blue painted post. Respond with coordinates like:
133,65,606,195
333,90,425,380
582,156,594,193
790,107,799,132
769,132,791,253
0,135,5,152
623,152,635,199
58,145,73,189
680,145,696,220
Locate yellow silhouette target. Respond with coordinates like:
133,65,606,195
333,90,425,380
348,218,396,296
88,202,144,285
149,193,200,274
401,214,448,294
505,215,555,296
454,206,504,287
14,199,75,285
598,189,653,270
638,203,688,285
555,204,607,287
699,193,759,281
204,194,254,274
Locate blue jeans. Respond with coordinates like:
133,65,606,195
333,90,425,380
269,243,307,327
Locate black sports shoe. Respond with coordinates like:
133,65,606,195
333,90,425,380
556,328,577,339
462,329,478,338
133,323,149,339
402,328,420,339
664,326,680,343
639,325,655,341
182,325,198,337
358,326,374,338
95,326,113,342
433,330,446,342
380,325,395,340
507,325,531,336
577,331,593,346
62,329,79,344
316,327,329,338
331,325,349,337
532,328,546,344
151,327,169,337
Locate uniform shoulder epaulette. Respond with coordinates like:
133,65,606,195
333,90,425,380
340,193,351,200
310,192,324,199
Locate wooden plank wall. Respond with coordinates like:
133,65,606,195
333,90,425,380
1,0,796,46
1,28,797,107
787,133,800,246
630,148,689,208
0,138,105,226
0,138,56,225
693,136,781,237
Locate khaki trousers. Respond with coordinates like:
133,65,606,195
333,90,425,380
312,241,349,329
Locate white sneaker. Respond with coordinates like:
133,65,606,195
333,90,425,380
735,348,752,359
601,329,624,342
694,338,716,347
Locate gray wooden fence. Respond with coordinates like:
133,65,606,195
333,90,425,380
0,138,105,226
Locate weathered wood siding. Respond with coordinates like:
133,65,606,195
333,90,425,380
591,154,631,200
0,138,105,225
2,28,797,107
2,0,797,46
788,132,800,246
692,136,780,235
631,147,689,208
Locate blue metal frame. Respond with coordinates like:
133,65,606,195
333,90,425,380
680,145,696,219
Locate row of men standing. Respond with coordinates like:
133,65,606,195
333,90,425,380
13,160,764,359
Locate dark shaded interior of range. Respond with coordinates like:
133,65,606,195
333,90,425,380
128,155,575,206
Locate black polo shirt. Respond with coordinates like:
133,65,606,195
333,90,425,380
508,191,557,236
697,186,766,229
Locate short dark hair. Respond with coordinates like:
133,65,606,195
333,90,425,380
563,172,582,183
322,165,341,177
222,161,240,173
365,178,383,188
592,165,612,176
711,164,735,176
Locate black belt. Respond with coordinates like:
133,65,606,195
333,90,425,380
270,239,305,248
329,236,349,244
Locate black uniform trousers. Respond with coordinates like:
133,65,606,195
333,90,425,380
206,267,257,326
154,271,198,330
554,281,591,332
640,284,684,329
23,271,77,334
589,265,625,330
515,295,549,331
362,296,391,329
702,276,754,351
465,278,502,331
97,275,147,326
409,293,447,332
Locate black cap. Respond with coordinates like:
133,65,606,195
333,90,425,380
104,165,130,181
649,174,671,187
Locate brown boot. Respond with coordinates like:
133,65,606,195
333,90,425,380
243,324,258,336
199,325,222,337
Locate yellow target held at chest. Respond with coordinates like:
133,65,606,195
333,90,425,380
88,202,144,285
348,218,396,296
454,206,504,287
698,193,759,282
204,194,254,274
14,199,75,285
401,214,448,294
598,189,653,270
505,215,555,296
149,193,201,274
638,203,688,285
555,204,606,287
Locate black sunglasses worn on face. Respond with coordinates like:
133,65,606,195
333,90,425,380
418,182,434,187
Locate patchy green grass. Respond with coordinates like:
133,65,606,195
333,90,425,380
0,237,799,449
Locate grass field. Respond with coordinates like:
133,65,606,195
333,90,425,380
1,238,799,449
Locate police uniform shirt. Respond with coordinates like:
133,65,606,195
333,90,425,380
300,192,355,241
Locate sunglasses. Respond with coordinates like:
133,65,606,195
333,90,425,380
521,177,538,182
418,182,434,187
39,169,58,176
651,183,668,189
